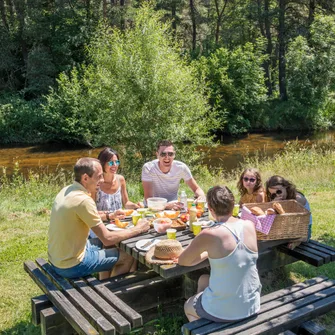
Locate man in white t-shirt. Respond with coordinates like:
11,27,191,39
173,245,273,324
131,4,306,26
141,140,205,209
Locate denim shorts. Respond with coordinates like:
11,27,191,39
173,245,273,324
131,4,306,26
51,238,119,278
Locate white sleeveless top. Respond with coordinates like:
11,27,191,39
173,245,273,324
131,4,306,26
201,220,261,320
96,176,122,212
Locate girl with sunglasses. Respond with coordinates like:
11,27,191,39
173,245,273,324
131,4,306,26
237,168,265,206
265,175,312,241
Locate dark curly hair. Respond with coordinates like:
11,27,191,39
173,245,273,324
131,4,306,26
237,168,263,196
265,175,297,201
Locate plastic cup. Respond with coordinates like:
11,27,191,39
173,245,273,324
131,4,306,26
166,228,177,239
197,200,205,210
132,213,141,226
187,198,194,209
137,208,147,218
232,204,240,217
193,222,202,236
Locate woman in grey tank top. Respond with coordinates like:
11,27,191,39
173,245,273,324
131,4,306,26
178,185,261,322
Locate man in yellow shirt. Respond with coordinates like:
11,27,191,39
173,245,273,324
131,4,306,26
48,157,150,278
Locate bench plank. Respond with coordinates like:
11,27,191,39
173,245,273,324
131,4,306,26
84,276,143,328
278,246,324,267
40,306,74,335
298,320,326,335
35,258,115,335
31,294,53,325
24,260,99,335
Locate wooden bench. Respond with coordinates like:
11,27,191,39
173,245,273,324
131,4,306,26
182,276,335,335
24,258,144,335
278,240,335,267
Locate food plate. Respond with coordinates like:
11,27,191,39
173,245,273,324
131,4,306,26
106,223,134,231
186,220,214,228
135,238,162,251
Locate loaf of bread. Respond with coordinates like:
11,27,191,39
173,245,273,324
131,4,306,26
250,206,265,216
265,208,276,215
273,202,285,214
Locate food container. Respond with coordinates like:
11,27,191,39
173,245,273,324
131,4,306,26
153,218,172,233
147,197,168,212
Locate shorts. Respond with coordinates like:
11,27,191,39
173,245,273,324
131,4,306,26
193,292,237,322
51,238,119,278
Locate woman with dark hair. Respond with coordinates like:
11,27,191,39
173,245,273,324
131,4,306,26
178,186,261,322
94,147,140,222
265,175,312,241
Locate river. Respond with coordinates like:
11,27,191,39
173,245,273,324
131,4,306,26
0,130,334,176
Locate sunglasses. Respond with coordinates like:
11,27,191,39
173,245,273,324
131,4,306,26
270,189,283,200
243,177,256,183
108,160,120,166
159,152,175,157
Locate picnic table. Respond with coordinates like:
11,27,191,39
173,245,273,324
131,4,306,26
25,209,335,335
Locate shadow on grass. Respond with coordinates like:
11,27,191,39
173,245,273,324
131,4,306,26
318,234,335,248
1,320,40,335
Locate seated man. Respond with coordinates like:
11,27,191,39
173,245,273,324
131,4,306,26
141,140,205,210
48,157,149,279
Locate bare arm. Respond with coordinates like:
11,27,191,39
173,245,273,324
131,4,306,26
185,178,205,200
296,193,307,207
91,219,150,246
119,176,139,209
256,191,265,203
142,180,153,202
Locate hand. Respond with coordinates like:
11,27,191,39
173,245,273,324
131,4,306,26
136,219,150,233
114,209,125,219
166,202,184,211
194,195,206,203
137,201,145,208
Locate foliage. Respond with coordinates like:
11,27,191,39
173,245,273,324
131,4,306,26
0,94,45,143
194,41,267,134
43,3,216,174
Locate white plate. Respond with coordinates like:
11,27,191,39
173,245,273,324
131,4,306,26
186,220,214,228
106,223,134,231
135,238,162,251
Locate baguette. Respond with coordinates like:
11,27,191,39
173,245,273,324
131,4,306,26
250,206,265,216
273,202,285,214
265,208,276,215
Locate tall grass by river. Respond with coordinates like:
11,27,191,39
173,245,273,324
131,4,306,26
0,142,334,334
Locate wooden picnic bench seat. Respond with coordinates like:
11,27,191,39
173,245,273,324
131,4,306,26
278,240,335,267
182,276,335,335
24,257,144,335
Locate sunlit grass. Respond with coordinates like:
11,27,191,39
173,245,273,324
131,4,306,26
0,141,334,334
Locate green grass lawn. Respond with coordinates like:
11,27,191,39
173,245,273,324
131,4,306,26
1,142,335,334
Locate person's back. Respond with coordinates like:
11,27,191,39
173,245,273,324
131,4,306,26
201,220,261,320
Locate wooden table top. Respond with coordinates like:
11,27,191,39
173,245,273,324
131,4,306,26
117,212,292,279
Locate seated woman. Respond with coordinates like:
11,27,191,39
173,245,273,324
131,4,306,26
178,186,261,322
265,175,312,242
237,168,265,206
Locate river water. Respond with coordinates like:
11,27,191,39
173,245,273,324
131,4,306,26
0,130,334,176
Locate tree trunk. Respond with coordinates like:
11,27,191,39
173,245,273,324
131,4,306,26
103,0,107,18
308,0,315,26
264,0,273,95
278,0,287,100
13,0,28,66
214,0,228,45
0,0,8,30
171,1,177,37
190,0,197,51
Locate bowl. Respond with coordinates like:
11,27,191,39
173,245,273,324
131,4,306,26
153,218,172,233
147,197,168,212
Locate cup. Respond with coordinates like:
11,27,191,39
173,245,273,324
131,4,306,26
193,222,202,236
197,200,206,210
187,198,194,209
166,228,177,239
137,208,147,218
132,212,141,225
232,204,240,217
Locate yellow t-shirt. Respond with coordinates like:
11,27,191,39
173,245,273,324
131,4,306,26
48,181,102,269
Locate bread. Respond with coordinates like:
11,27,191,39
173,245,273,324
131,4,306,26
265,208,276,215
154,240,183,260
273,202,285,214
171,219,186,231
250,206,265,216
114,218,128,228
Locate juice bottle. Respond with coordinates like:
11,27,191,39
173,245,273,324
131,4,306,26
189,204,197,232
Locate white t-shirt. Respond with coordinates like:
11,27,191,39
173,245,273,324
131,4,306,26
141,159,193,202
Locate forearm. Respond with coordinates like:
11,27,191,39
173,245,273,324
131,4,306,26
102,226,146,246
194,187,205,199
178,251,208,267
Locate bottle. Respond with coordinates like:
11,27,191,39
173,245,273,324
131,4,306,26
189,204,198,232
180,190,187,212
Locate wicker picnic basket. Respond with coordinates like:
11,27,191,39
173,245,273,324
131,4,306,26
243,199,310,241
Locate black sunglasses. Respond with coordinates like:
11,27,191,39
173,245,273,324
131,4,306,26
160,152,175,157
243,177,256,183
270,189,283,200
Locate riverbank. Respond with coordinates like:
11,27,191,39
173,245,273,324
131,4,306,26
0,143,334,334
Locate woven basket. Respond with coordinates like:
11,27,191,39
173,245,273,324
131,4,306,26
243,200,310,241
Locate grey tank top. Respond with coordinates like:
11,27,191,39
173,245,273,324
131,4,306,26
201,220,262,320
96,176,122,211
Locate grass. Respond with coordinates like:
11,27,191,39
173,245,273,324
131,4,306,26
0,141,335,334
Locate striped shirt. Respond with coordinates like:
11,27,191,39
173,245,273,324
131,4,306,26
141,159,193,202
